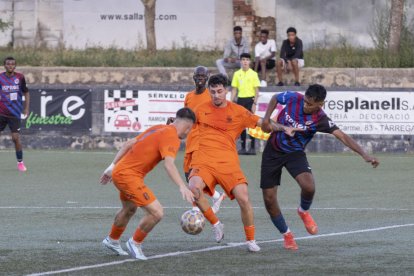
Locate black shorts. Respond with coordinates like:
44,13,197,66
237,97,254,111
257,59,276,71
260,141,312,189
0,115,21,133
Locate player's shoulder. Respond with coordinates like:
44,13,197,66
14,72,25,79
228,100,248,113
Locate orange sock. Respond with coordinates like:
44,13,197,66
133,228,148,243
244,225,255,241
202,207,219,225
109,224,126,240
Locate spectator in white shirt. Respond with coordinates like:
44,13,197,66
254,29,276,87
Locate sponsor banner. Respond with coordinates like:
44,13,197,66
138,90,186,130
27,89,91,130
104,90,414,135
323,91,414,135
104,89,141,132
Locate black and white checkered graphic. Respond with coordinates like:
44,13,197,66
104,89,140,132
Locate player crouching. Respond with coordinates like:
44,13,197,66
100,108,195,260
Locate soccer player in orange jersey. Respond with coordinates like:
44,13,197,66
184,66,226,213
188,74,301,252
100,108,195,260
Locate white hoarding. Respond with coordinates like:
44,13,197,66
104,90,414,135
323,91,414,135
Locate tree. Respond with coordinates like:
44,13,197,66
388,0,404,53
0,19,11,32
140,0,156,52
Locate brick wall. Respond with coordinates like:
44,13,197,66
232,0,277,49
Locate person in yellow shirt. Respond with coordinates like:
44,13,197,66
231,53,261,155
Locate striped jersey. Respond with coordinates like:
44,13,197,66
269,91,338,152
0,72,28,118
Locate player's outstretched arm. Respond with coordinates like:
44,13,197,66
257,118,303,137
163,156,195,203
100,139,137,184
332,129,380,168
261,95,278,132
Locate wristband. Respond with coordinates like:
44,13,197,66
104,162,115,174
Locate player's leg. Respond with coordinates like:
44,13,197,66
232,183,260,252
189,170,224,242
294,172,318,234
103,199,137,256
9,117,26,171
126,199,164,260
185,153,225,213
260,142,298,250
285,152,318,235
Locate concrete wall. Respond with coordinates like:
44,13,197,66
17,66,414,89
0,67,413,152
2,0,414,49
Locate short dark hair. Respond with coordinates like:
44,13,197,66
287,27,297,34
240,53,251,59
4,56,15,65
305,84,327,102
208,74,228,88
260,29,269,35
233,26,242,32
176,107,196,123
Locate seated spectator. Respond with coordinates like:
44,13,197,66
254,29,276,87
216,26,249,78
276,27,304,86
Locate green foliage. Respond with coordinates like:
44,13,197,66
0,19,11,32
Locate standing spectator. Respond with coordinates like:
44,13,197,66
231,53,260,155
254,30,276,87
276,27,304,86
0,56,30,172
216,26,249,78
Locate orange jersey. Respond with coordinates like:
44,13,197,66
113,124,180,178
184,89,211,154
191,101,260,174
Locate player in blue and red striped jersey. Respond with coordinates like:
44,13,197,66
260,84,380,250
0,56,30,172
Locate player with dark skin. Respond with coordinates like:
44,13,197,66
0,57,30,171
260,85,380,250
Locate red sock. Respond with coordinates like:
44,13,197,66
133,228,148,243
244,225,255,241
109,224,126,240
202,207,219,225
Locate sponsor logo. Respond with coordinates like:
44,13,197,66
324,97,409,112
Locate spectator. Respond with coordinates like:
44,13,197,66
231,53,260,155
254,29,276,87
216,26,249,78
276,27,304,86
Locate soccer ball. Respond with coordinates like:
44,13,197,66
180,209,206,235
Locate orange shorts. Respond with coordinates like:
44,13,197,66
112,171,156,207
183,152,193,174
189,165,247,200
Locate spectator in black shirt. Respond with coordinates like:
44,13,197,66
276,27,304,86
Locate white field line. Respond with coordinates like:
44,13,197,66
1,149,413,158
26,223,414,276
0,206,412,211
